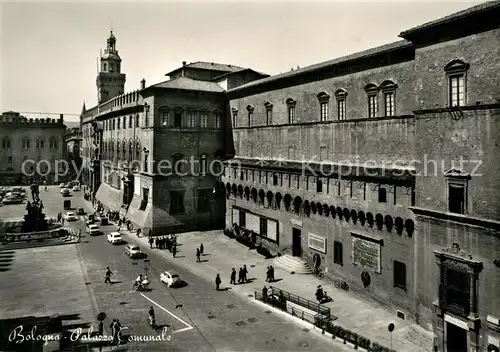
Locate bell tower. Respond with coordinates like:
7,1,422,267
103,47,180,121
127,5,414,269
96,31,126,104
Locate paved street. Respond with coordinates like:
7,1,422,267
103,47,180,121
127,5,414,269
2,187,354,352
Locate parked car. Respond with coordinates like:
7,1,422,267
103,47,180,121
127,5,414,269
64,212,78,221
107,232,123,244
125,244,142,258
2,197,23,204
87,224,101,235
61,188,70,197
72,185,80,192
160,271,181,287
77,207,85,215
59,183,65,188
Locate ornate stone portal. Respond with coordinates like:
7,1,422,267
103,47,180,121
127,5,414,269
433,243,483,352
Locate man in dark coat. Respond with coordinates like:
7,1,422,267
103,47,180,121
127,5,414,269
196,248,201,262
215,274,221,291
230,268,236,285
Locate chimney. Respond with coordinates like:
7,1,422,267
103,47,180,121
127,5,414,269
59,114,64,123
140,79,146,90
182,61,187,66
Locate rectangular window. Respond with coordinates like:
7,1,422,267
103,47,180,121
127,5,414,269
197,189,211,212
384,92,395,116
145,107,150,127
160,110,170,127
214,112,221,128
260,218,268,237
135,114,139,127
393,260,406,290
140,188,149,210
174,111,182,127
129,116,132,128
316,178,323,193
117,118,121,129
288,106,295,124
266,109,272,125
170,191,185,214
334,241,343,265
8,156,13,163
272,173,278,186
123,118,126,129
337,99,346,120
144,154,148,173
188,112,197,127
248,112,253,127
368,95,378,118
239,211,246,227
200,113,208,128
320,102,328,121
308,233,326,253
449,74,465,107
232,112,238,127
448,183,466,214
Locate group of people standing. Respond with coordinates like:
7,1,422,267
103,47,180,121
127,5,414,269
149,234,178,257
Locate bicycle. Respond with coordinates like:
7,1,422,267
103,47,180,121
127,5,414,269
313,267,325,279
334,279,349,291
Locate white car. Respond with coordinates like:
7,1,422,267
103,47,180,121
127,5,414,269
160,271,181,287
61,188,70,196
125,244,142,258
64,212,78,221
107,232,122,244
59,183,65,188
72,185,81,191
88,224,101,235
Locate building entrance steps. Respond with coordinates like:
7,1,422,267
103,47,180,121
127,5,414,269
274,254,313,274
118,229,433,352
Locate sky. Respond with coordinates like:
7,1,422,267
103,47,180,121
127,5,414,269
0,0,485,122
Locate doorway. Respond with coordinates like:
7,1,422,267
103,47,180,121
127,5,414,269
446,322,467,352
292,228,302,257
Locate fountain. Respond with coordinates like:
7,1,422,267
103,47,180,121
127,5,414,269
21,199,48,233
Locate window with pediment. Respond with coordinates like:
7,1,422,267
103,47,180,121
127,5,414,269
286,98,296,124
264,102,273,125
380,80,397,116
246,105,254,127
364,83,379,118
200,110,208,128
187,110,197,128
213,110,221,128
445,59,469,107
334,89,347,120
317,92,330,122
445,168,470,214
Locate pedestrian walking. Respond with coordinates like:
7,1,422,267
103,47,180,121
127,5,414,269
270,265,275,282
172,245,177,258
149,237,154,249
196,248,201,262
215,274,221,291
266,266,271,282
155,238,159,249
238,267,243,283
98,321,103,336
262,286,268,301
104,267,113,284
200,243,204,256
230,268,236,285
243,265,248,282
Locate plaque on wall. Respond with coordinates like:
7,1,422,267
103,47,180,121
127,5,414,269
351,233,381,273
267,219,278,242
246,213,260,233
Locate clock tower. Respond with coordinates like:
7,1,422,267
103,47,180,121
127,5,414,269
96,31,126,104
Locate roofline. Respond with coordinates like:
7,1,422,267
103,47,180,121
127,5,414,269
165,65,242,77
141,85,224,95
227,40,413,94
399,0,500,37
213,68,270,81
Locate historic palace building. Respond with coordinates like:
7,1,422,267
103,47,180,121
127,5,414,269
219,2,500,352
0,111,66,185
80,31,267,232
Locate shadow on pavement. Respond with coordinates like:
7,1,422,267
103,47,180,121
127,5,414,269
110,281,123,285
173,281,188,288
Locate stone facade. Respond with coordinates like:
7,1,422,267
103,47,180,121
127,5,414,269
221,3,500,352
0,111,66,185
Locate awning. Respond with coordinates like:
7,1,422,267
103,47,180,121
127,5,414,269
95,183,123,211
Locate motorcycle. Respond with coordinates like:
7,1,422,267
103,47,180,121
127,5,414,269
135,277,150,291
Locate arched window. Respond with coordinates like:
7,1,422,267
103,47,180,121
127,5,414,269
36,138,45,149
286,98,296,124
22,137,31,149
380,80,398,116
364,83,380,118
50,137,58,150
116,140,121,160
122,140,127,161
2,137,11,149
135,140,141,162
444,59,470,107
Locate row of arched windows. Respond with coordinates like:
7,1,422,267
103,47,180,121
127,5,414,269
102,139,141,161
1,137,59,149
